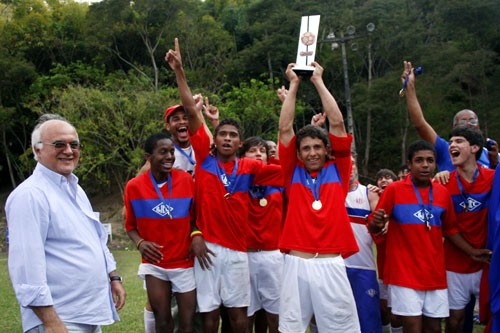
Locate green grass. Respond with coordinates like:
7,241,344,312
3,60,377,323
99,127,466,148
1,251,487,332
0,250,146,333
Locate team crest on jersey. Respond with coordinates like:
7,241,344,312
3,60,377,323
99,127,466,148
413,209,433,224
220,174,230,186
459,197,481,212
366,288,378,298
152,202,173,217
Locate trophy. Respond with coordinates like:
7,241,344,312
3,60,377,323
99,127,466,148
293,15,320,76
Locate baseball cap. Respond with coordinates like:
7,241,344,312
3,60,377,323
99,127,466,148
164,104,184,123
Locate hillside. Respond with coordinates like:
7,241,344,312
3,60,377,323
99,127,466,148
0,186,133,253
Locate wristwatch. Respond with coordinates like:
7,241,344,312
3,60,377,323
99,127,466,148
110,275,123,283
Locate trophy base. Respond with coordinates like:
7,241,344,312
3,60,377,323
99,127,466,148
292,66,314,77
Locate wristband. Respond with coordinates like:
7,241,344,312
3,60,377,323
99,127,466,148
136,238,145,250
110,275,123,283
190,230,203,238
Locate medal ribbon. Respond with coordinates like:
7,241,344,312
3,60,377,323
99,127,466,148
174,144,196,166
410,176,433,228
456,167,479,210
150,171,173,218
305,169,323,203
249,185,266,199
216,157,239,195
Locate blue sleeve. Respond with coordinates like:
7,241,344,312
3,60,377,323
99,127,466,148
488,168,500,313
6,187,54,307
434,135,455,172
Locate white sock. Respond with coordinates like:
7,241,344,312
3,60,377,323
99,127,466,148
391,326,403,333
144,308,156,333
382,323,391,333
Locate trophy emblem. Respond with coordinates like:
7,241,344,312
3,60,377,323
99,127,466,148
293,15,320,76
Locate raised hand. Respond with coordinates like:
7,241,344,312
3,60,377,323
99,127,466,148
165,38,182,71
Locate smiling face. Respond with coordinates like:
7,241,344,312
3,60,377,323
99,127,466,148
165,109,189,147
35,120,80,177
215,124,241,162
266,140,277,158
298,136,328,172
408,150,436,187
453,110,479,129
147,138,175,182
449,135,480,167
377,175,394,190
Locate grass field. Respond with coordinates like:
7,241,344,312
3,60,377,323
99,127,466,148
0,250,487,332
1,250,146,333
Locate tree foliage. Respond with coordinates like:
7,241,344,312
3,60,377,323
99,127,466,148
1,0,499,190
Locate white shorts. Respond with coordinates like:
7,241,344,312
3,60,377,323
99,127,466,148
138,263,195,293
248,250,283,316
194,241,250,312
446,270,482,310
279,254,360,333
378,279,389,301
389,285,449,318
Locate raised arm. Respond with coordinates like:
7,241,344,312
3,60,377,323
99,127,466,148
403,60,438,145
310,62,346,137
278,63,300,146
166,38,203,134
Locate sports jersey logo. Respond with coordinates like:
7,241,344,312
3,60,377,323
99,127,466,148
459,197,481,212
220,174,230,186
366,288,378,298
153,202,173,217
413,209,433,224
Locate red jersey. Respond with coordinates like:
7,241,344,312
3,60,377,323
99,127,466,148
443,165,494,273
278,134,358,257
190,126,282,252
124,170,194,269
373,177,459,290
247,185,284,250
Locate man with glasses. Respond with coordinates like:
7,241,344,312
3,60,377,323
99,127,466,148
6,117,126,332
402,60,499,172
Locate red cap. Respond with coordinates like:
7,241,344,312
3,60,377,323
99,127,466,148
164,104,184,123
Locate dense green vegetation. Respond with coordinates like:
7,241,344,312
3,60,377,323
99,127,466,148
1,0,499,192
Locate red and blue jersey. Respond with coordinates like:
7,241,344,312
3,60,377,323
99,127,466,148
190,125,282,252
372,177,459,290
443,165,494,273
124,169,194,269
247,185,284,250
278,134,358,257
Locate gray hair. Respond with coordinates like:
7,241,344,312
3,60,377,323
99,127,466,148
31,114,70,161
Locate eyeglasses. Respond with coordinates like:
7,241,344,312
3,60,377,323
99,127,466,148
39,140,82,151
456,118,479,126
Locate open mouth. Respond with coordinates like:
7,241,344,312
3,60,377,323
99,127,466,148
161,162,173,168
450,150,460,158
177,126,189,140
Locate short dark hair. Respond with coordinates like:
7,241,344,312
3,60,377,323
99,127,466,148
239,136,269,158
449,126,485,161
375,169,398,181
407,140,435,161
295,125,329,151
214,118,243,139
144,132,172,154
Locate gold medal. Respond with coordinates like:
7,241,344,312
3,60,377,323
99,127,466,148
312,200,322,211
259,198,268,207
